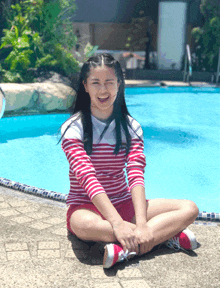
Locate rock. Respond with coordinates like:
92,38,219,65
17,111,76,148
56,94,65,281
1,83,36,112
0,73,76,115
34,71,72,87
30,82,75,111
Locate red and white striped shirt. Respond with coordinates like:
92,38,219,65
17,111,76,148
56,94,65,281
61,113,146,206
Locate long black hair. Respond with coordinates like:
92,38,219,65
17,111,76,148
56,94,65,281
61,53,134,155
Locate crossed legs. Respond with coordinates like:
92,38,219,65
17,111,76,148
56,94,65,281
69,199,199,249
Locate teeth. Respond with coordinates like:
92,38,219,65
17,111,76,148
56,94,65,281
98,96,109,101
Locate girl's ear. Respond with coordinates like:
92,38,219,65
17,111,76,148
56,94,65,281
83,81,88,92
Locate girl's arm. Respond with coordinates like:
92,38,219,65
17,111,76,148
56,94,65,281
130,185,147,226
130,185,154,255
92,192,124,227
125,121,154,253
92,192,137,252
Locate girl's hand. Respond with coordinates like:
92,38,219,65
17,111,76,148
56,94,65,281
133,224,155,255
112,221,138,253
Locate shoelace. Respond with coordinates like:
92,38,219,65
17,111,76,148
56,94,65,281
119,250,137,262
166,237,187,252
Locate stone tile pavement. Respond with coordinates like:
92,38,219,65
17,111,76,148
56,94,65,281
0,186,219,288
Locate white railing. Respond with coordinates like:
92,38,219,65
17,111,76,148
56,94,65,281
216,47,220,84
183,44,192,82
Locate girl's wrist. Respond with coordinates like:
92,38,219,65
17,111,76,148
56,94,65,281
111,219,124,229
136,221,147,228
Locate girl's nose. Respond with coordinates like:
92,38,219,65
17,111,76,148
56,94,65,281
99,83,108,91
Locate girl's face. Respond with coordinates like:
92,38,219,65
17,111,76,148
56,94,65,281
83,65,119,120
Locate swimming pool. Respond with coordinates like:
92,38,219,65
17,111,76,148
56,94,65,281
0,87,219,216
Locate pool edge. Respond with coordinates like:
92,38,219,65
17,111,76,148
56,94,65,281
0,177,219,223
0,177,67,203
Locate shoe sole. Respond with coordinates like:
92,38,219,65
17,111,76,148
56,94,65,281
103,244,114,269
183,228,197,250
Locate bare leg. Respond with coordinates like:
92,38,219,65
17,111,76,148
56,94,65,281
70,208,136,242
132,199,199,247
70,199,198,247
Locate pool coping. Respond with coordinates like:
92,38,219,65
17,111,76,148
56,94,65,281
124,80,220,87
0,177,67,202
0,177,219,223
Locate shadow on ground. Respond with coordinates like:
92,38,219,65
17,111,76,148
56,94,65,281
68,231,199,274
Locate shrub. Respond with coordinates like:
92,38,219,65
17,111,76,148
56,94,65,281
191,0,220,72
0,0,82,82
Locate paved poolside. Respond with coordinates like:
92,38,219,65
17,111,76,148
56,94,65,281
0,185,219,288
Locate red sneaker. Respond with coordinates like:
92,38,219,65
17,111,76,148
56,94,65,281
103,243,136,269
166,228,197,251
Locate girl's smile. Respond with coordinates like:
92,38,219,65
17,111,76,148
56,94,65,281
83,65,119,119
98,96,110,104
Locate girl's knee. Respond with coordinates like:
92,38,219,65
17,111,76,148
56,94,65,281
70,211,102,240
183,200,199,220
70,219,93,240
73,228,91,241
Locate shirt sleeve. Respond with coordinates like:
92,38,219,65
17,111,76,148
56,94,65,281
126,119,146,190
61,135,106,201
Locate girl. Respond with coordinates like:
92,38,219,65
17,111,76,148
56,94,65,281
61,53,199,269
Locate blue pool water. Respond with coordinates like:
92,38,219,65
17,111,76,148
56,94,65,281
0,87,219,212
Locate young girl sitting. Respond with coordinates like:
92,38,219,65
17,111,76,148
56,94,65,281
61,53,199,269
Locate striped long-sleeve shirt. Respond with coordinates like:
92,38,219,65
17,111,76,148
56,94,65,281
61,113,146,206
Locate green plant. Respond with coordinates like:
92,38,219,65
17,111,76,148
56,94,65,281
84,42,99,60
40,0,78,50
1,26,34,70
35,43,80,76
74,42,98,65
0,63,24,82
0,0,98,82
192,0,220,71
0,1,44,71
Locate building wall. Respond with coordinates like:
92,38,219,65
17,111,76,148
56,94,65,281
71,23,91,62
93,23,130,51
73,0,140,23
92,21,157,51
71,0,202,68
